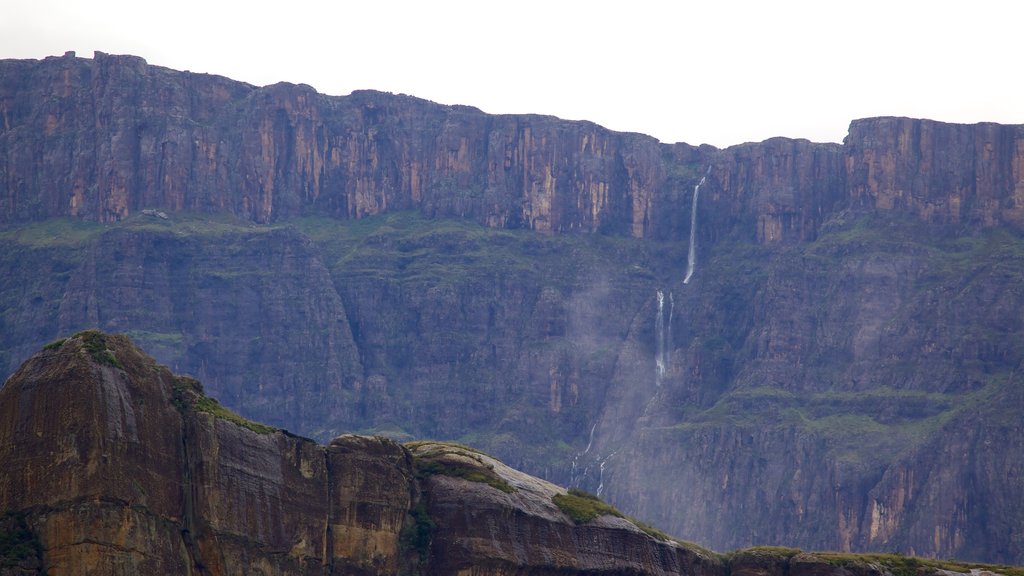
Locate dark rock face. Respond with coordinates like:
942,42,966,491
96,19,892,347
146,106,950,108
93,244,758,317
2,53,1024,566
0,333,717,575
0,335,1017,576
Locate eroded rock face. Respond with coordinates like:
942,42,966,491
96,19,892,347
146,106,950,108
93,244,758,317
0,333,723,575
844,117,1024,229
4,53,1024,566
0,333,410,575
3,334,1022,576
5,55,1023,244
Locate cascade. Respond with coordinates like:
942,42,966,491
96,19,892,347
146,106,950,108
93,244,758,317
668,291,674,367
595,452,617,497
683,171,708,284
655,290,666,385
570,423,598,484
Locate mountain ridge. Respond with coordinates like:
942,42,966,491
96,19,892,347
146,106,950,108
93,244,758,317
3,52,1024,242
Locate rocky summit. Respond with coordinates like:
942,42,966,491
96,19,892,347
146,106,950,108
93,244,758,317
1,52,1024,565
2,331,1022,576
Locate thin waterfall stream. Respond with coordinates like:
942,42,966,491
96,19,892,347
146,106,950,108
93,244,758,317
571,167,709,494
683,170,707,284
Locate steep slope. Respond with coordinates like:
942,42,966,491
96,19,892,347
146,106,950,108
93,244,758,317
599,216,1024,560
3,333,1022,576
2,52,1024,564
0,331,719,575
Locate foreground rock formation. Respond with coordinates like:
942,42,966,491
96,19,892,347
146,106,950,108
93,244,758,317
0,332,713,574
2,53,1024,564
2,332,1021,576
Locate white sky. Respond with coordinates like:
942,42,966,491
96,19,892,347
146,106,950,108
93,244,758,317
2,0,1020,148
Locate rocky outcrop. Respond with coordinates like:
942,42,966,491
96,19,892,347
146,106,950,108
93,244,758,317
0,332,719,575
2,333,1019,576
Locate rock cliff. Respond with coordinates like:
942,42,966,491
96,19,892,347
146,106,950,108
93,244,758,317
4,54,1024,241
2,53,1024,565
0,332,714,574
2,332,1021,576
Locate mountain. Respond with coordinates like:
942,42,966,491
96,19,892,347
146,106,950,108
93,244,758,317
2,331,1022,576
1,52,1023,564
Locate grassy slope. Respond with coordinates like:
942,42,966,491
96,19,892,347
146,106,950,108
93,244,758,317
672,211,1024,467
2,209,1023,500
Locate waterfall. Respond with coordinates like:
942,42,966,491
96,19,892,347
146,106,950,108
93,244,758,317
683,172,707,284
570,422,599,485
655,290,666,386
668,291,674,364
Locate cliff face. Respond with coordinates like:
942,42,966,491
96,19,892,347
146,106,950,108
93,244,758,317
5,54,1024,242
0,332,718,575
845,117,1024,228
2,334,1018,576
7,55,1023,244
0,52,675,237
2,53,1024,566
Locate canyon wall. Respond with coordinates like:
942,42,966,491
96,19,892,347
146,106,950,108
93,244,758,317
1,333,1016,576
2,53,1024,565
5,53,1022,243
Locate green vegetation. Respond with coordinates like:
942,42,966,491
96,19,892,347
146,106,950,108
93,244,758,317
405,440,489,456
552,487,624,524
731,546,803,559
671,384,965,469
629,516,672,541
399,500,435,565
74,329,124,369
0,217,104,247
817,552,1024,576
411,443,514,494
172,377,276,435
288,211,683,291
719,548,1024,576
0,513,40,569
42,337,67,351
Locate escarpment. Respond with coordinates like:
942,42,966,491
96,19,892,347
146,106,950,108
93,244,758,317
0,332,717,575
3,53,1024,566
3,333,1021,576
4,53,1024,242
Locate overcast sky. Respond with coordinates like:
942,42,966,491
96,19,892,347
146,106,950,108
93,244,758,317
2,0,1020,148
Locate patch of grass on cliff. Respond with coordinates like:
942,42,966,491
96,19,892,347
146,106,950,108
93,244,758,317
172,377,276,435
405,440,489,456
0,513,41,569
628,516,672,541
0,218,104,247
411,447,514,494
817,552,1024,576
73,329,124,369
42,337,67,351
733,546,802,559
118,211,270,237
290,211,681,291
552,487,624,524
671,385,963,467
